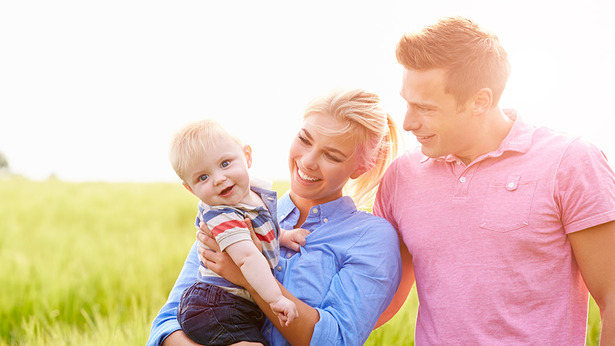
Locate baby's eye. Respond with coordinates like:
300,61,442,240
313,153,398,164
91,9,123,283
221,160,230,168
199,174,209,182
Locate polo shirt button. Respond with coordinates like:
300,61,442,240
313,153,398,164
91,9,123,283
456,161,461,165
323,218,328,223
286,253,292,258
276,265,283,271
459,176,466,183
508,182,515,188
312,208,318,214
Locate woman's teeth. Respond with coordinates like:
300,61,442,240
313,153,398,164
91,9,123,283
298,169,319,182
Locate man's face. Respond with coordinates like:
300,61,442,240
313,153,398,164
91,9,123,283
400,68,477,164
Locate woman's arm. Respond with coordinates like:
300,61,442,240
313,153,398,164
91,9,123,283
146,242,199,346
198,231,319,345
374,242,414,328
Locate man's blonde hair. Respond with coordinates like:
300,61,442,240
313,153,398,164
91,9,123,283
303,89,400,208
396,16,510,107
169,119,241,182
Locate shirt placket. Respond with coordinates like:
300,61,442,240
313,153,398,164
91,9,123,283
453,160,478,200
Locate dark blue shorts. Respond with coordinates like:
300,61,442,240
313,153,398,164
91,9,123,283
177,281,268,346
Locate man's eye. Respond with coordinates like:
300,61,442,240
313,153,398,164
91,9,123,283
199,174,209,182
221,160,230,168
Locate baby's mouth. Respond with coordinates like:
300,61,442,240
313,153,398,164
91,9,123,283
220,185,234,196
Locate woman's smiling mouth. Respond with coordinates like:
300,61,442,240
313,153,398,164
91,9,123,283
297,168,319,182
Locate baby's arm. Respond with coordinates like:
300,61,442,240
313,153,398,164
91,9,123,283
279,228,311,251
225,240,298,326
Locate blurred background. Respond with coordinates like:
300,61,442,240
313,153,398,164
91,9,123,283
1,0,613,183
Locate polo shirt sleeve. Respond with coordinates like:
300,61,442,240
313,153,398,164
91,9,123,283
556,137,615,233
373,157,400,228
146,242,200,346
309,217,402,345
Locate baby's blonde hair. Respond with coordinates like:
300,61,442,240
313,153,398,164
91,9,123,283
303,89,400,208
169,119,241,182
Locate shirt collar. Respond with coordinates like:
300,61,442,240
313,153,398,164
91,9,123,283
420,109,535,164
249,185,278,218
277,191,357,228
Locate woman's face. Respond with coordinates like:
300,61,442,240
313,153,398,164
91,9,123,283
288,113,363,206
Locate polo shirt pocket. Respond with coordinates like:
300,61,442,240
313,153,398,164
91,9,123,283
480,175,537,232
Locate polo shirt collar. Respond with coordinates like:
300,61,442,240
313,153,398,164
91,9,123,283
420,109,534,164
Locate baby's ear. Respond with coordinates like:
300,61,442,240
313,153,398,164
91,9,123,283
183,182,194,195
243,145,253,168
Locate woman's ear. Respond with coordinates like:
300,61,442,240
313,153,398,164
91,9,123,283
350,163,369,179
243,145,253,168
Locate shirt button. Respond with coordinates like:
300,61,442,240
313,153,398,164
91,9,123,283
459,176,466,183
286,253,292,258
312,208,318,214
456,161,461,165
323,218,328,223
266,328,270,334
276,265,283,271
507,182,515,188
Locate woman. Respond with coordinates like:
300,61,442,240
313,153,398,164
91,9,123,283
148,89,402,346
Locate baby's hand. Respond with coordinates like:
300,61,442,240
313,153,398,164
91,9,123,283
279,228,311,251
270,297,298,327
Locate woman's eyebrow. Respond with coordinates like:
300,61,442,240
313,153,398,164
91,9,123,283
303,128,348,159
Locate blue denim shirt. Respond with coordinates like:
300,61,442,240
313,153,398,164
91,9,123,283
147,191,401,346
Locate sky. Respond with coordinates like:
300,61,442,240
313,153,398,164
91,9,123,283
1,1,614,183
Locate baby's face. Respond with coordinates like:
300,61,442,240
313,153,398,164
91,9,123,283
184,137,251,206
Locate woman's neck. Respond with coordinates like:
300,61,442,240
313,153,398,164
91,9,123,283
287,193,311,228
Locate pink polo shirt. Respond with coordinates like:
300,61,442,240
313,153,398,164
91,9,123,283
374,110,615,345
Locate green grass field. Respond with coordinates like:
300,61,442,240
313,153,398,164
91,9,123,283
0,177,601,345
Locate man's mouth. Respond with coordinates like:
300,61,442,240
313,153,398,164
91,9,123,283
415,134,434,144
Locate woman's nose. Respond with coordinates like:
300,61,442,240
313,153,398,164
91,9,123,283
300,149,319,170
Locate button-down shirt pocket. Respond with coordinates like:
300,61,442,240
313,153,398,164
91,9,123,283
480,175,537,232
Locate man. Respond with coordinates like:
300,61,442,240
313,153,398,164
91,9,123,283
374,16,615,344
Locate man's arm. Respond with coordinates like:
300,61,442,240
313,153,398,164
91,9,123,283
568,220,615,345
374,242,414,328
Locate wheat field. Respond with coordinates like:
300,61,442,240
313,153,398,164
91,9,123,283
0,177,600,345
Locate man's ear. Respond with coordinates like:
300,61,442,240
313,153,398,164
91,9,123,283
472,88,493,115
183,182,195,195
243,145,253,168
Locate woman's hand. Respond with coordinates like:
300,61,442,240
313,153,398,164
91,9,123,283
197,221,248,287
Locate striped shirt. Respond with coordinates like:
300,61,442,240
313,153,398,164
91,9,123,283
194,186,280,301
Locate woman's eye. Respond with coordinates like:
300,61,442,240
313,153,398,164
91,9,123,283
298,135,310,145
199,174,209,182
221,160,230,168
325,153,342,163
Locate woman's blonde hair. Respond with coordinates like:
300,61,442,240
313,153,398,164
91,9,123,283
303,89,400,208
169,119,241,182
